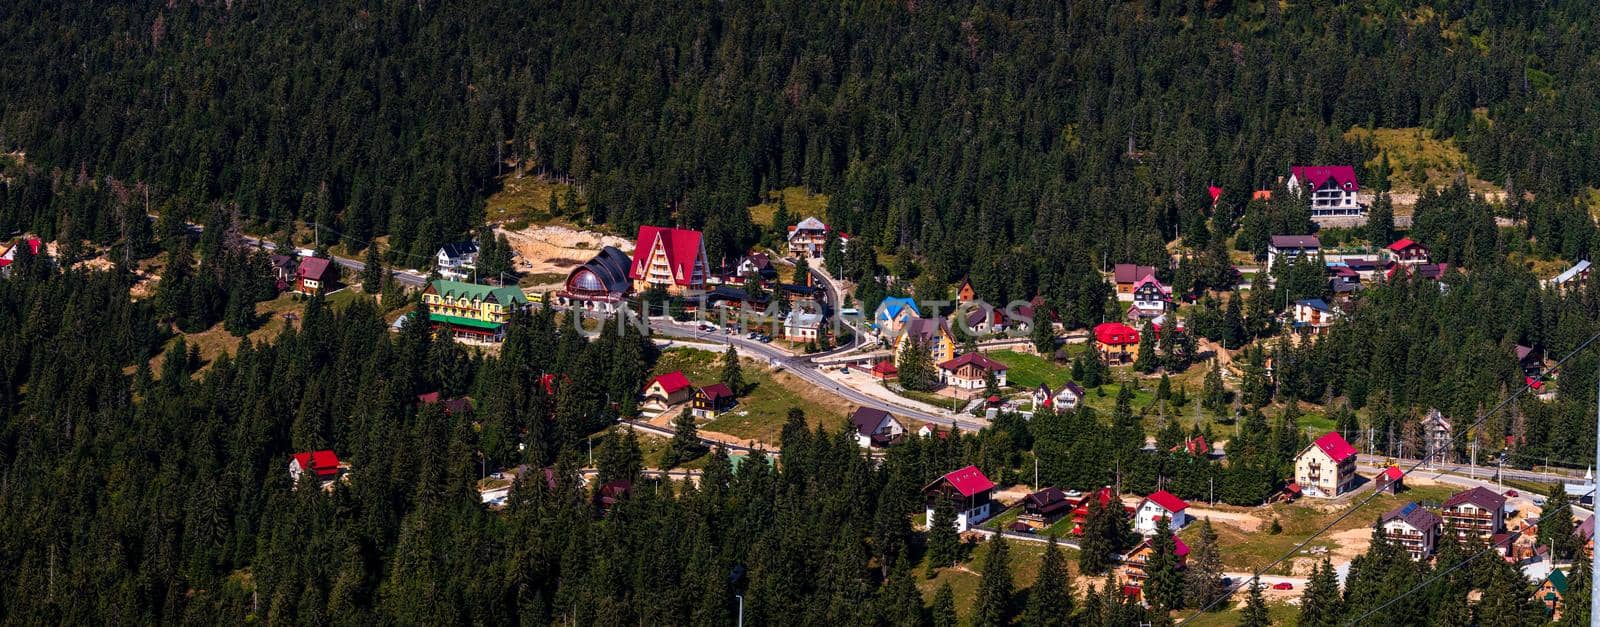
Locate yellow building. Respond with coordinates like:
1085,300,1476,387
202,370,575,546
895,318,955,367
423,280,530,343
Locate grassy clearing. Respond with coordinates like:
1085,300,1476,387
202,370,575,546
148,292,313,377
483,174,584,230
651,348,853,444
1178,602,1300,626
989,350,1073,390
914,537,1081,622
1343,126,1503,198
1193,483,1457,574
749,187,829,227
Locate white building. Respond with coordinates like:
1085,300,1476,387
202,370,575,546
436,241,479,280
1266,235,1320,273
1287,165,1364,221
1134,490,1191,535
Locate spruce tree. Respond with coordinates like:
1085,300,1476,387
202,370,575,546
1539,490,1577,560
879,551,925,627
1134,322,1158,372
1239,577,1270,627
970,534,1013,627
1476,553,1542,626
661,408,705,468
931,583,958,627
1031,306,1057,355
1023,535,1074,627
1146,518,1184,612
898,339,939,392
1183,518,1225,611
1078,498,1118,576
361,245,384,293
1298,558,1341,627
925,499,961,577
1560,553,1591,627
720,346,745,394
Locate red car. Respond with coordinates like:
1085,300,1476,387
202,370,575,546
1506,490,1519,497
1271,582,1295,590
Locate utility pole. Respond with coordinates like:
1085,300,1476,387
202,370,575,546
1470,441,1477,480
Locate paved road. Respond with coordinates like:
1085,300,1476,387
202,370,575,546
650,320,990,432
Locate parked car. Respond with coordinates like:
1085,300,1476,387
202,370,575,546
1271,582,1294,591
1505,490,1519,497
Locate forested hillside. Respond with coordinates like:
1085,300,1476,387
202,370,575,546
7,0,1600,271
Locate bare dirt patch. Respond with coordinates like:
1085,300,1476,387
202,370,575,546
496,225,632,289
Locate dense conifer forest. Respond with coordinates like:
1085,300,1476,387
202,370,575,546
5,0,1600,623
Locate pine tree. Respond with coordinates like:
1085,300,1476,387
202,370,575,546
1184,518,1225,611
661,408,705,468
926,499,961,577
1560,553,1591,626
1223,291,1246,349
1476,553,1543,626
1239,577,1270,627
720,346,745,394
879,552,925,627
1297,558,1341,627
1202,362,1227,417
1078,498,1119,576
898,339,939,392
1134,322,1158,373
1539,490,1577,560
970,534,1013,627
1023,535,1074,627
362,245,384,293
792,255,810,285
931,583,958,627
1031,305,1056,355
1146,518,1184,612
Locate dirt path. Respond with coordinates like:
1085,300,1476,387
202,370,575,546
1187,506,1263,532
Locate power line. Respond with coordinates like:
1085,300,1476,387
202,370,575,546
1176,327,1600,622
1339,485,1596,626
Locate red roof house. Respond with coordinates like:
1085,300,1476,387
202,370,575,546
923,465,997,531
1290,165,1360,192
1386,238,1430,264
1295,432,1359,498
1136,489,1192,533
289,450,344,488
1312,431,1358,462
871,359,899,380
1094,322,1141,363
294,256,336,296
1376,465,1406,494
630,226,710,293
642,371,694,410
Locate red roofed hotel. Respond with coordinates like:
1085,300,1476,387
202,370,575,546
1294,431,1359,498
629,226,711,295
289,450,347,490
1287,165,1365,221
1094,322,1141,363
1134,489,1191,535
923,465,996,532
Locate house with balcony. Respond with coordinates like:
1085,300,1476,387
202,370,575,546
690,384,736,419
1385,238,1430,265
642,371,694,412
850,407,906,449
923,465,996,532
875,296,921,337
1378,502,1441,560
294,256,337,296
1018,487,1073,530
1538,569,1569,620
1442,486,1507,539
1093,322,1141,363
1291,299,1337,335
1287,165,1365,222
436,241,479,280
629,226,710,295
1553,260,1591,292
1134,490,1191,535
895,318,955,368
937,352,1009,390
1294,431,1358,498
1113,264,1157,301
1116,535,1189,602
786,217,831,259
1031,382,1086,411
1422,409,1453,464
422,279,531,343
1126,275,1171,321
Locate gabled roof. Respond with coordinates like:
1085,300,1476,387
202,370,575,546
1382,465,1404,481
1386,237,1425,253
850,407,897,436
439,241,479,260
646,371,692,395
630,226,706,287
291,450,341,477
871,360,898,375
1381,502,1441,532
877,297,921,321
938,352,1009,373
1515,344,1538,363
297,256,334,281
1546,569,1569,594
1060,382,1085,398
697,383,734,402
1555,260,1592,285
1113,263,1157,284
1296,298,1331,313
1026,487,1068,508
1290,165,1359,192
1143,489,1189,514
1131,274,1170,295
900,318,951,344
1308,431,1357,463
1443,486,1506,512
1094,322,1140,345
789,216,828,236
428,279,528,306
1269,235,1321,249
932,465,996,497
